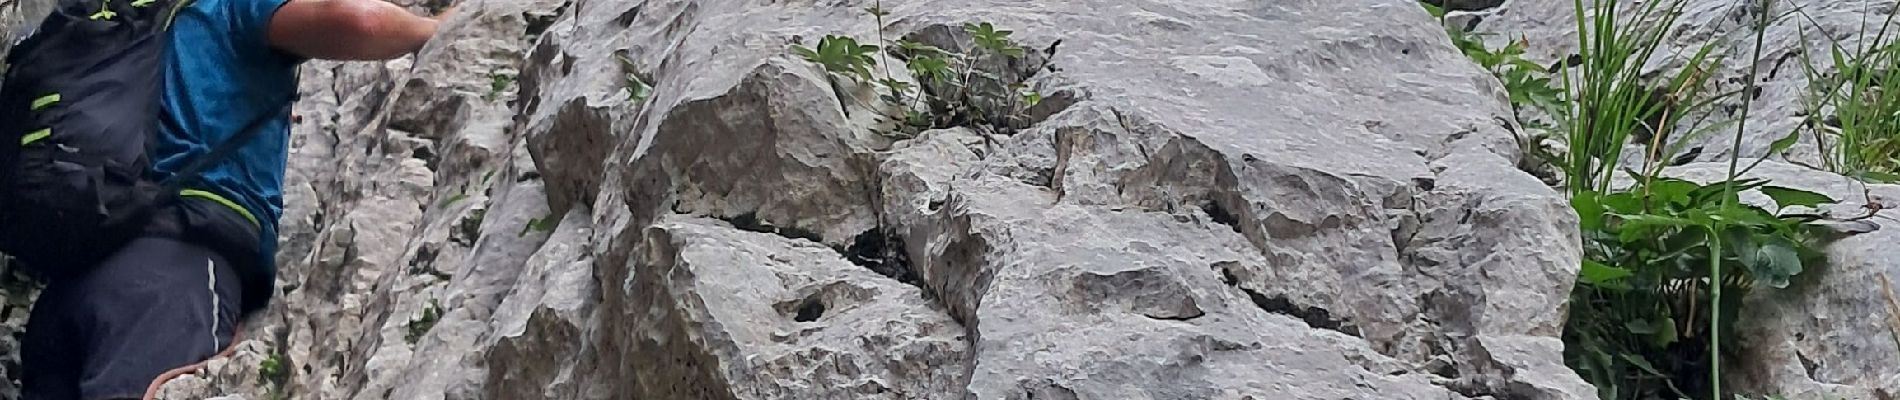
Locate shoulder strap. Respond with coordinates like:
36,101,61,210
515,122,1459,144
158,98,292,192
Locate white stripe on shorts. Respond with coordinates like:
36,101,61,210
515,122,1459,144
206,258,221,350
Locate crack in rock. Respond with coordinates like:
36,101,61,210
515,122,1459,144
1217,264,1360,337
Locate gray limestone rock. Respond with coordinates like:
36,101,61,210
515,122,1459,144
581,216,969,399
27,0,1613,399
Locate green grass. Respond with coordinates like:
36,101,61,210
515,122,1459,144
1555,0,1723,196
1796,4,1900,181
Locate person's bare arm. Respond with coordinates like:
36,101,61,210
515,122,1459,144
266,0,452,60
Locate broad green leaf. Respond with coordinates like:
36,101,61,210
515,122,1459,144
791,45,817,60
1579,260,1633,285
1759,185,1835,209
1726,226,1762,267
1621,353,1667,376
1650,315,1679,347
1688,178,1766,207
1420,2,1446,18
1642,178,1699,206
1707,206,1782,228
1750,237,1804,288
1572,192,1608,231
999,46,1026,58
895,40,947,55
1624,318,1657,335
1600,191,1645,214
1616,213,1698,228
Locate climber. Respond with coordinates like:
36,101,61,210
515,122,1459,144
18,0,454,399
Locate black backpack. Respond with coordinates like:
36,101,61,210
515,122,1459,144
0,0,278,278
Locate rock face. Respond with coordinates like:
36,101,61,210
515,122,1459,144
2,0,1696,398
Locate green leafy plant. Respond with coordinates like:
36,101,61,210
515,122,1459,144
966,22,1025,58
787,6,1055,140
257,352,286,385
1567,176,1834,399
615,53,654,103
485,72,514,101
1526,0,1836,398
404,299,444,345
257,349,292,400
519,213,557,236
1424,2,1567,182
1425,3,1564,121
791,35,880,82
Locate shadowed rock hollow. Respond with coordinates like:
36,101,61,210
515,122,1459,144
0,0,1890,398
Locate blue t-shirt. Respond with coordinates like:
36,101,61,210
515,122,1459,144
151,0,301,266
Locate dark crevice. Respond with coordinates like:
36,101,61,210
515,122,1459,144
453,206,487,246
723,211,824,243
1440,377,1506,400
1628,86,1677,147
843,229,928,291
1016,87,1080,130
1548,54,1585,74
1141,308,1205,321
412,143,438,172
1201,201,1241,233
1797,350,1821,382
714,213,937,297
792,296,826,322
1217,265,1359,337
523,1,569,37
1250,293,1356,336
612,5,642,27
406,243,449,280
1420,0,1506,12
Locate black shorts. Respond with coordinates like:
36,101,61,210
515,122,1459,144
21,198,256,400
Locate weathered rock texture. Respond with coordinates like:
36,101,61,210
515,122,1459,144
42,0,1893,398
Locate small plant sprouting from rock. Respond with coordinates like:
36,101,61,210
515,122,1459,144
438,192,470,208
789,9,1056,140
452,206,486,246
404,299,444,345
615,53,653,104
1424,3,1562,120
519,213,558,237
257,350,290,397
792,35,881,82
1422,2,1565,182
485,71,514,101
